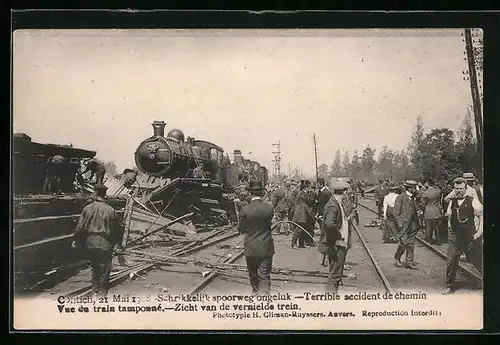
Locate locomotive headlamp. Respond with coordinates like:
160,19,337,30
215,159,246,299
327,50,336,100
149,154,156,159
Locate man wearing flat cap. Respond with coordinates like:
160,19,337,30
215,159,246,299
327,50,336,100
443,177,483,294
238,180,275,295
319,181,351,295
72,184,122,297
393,180,420,269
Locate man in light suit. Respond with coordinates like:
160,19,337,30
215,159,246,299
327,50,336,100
393,180,419,269
421,178,443,244
238,180,275,295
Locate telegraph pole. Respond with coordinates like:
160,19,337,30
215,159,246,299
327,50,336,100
272,141,281,180
464,28,483,154
313,133,319,182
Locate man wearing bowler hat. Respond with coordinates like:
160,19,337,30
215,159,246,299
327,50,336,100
238,180,275,295
393,180,420,269
72,184,122,297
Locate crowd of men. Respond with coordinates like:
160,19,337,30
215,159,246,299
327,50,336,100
373,173,483,294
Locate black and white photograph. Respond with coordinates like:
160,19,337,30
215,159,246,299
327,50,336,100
12,28,484,330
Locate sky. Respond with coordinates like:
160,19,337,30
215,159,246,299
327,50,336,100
13,29,478,177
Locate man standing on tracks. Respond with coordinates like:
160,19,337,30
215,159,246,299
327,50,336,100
272,183,289,235
72,184,122,298
421,178,444,245
375,180,389,219
319,181,351,295
81,158,106,185
442,177,483,295
238,180,275,295
382,183,400,243
347,181,359,225
291,180,316,248
393,180,419,269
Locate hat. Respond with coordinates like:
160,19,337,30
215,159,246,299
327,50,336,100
389,184,400,190
403,180,417,187
249,180,264,191
94,184,108,191
463,172,476,180
317,177,325,184
331,181,350,191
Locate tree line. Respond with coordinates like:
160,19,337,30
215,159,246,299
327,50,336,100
318,110,481,185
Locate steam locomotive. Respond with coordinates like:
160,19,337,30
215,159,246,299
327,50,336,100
134,121,268,189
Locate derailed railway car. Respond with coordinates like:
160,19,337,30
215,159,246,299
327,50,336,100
13,133,126,293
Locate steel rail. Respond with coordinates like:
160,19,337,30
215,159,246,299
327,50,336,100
350,221,396,295
66,227,240,298
187,249,245,296
357,201,483,286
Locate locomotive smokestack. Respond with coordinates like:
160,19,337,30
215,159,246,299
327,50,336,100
152,121,166,137
234,150,243,165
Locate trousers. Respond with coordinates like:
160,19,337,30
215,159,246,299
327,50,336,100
291,222,308,247
246,256,273,294
383,209,399,241
425,218,442,244
394,227,417,263
445,235,482,288
86,248,113,297
326,246,347,293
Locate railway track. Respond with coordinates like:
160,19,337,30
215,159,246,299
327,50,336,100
356,198,482,291
41,194,481,299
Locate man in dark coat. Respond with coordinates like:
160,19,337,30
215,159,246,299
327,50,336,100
316,178,332,221
238,180,275,295
72,184,122,297
291,180,316,248
318,181,350,295
375,180,389,219
393,180,419,269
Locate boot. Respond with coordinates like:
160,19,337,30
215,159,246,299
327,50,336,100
394,258,402,268
442,286,453,295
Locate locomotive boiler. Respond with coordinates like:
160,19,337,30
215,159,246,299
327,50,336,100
134,121,268,189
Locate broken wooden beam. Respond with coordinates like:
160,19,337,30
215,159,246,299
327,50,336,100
125,249,329,278
126,212,194,246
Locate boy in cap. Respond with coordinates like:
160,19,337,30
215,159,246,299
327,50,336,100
238,180,275,295
393,180,419,269
72,184,122,297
